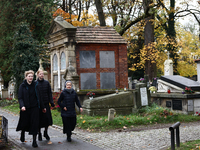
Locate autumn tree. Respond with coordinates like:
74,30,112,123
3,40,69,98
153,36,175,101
12,23,46,97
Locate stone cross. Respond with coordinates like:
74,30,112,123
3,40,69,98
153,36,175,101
167,51,170,60
39,59,44,70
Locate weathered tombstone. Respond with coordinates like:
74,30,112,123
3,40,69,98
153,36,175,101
128,77,132,89
108,108,115,121
132,79,137,89
188,100,194,112
135,83,151,108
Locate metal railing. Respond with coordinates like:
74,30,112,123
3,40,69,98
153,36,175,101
169,122,181,150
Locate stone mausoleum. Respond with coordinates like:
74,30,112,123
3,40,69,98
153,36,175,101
46,16,128,91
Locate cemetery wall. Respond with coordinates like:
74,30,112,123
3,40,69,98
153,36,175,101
76,43,128,89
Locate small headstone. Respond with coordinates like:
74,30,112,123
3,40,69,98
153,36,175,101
108,108,115,121
128,77,132,89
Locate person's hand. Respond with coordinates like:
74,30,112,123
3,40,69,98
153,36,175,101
51,103,55,107
80,108,83,112
21,106,26,111
64,107,67,111
42,108,46,113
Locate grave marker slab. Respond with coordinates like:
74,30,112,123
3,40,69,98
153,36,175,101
188,100,194,112
140,87,148,106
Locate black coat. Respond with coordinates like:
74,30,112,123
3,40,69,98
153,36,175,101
57,88,82,117
18,80,44,109
37,79,54,105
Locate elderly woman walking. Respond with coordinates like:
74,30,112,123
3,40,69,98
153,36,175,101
57,80,83,142
16,70,46,148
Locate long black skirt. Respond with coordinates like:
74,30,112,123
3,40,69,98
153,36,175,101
16,107,39,135
62,116,76,136
39,104,53,128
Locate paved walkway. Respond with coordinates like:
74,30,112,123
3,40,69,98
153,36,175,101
1,107,200,150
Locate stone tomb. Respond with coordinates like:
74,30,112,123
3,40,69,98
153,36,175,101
46,16,128,91
152,75,200,114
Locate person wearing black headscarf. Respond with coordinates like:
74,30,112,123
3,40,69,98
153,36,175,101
57,80,83,142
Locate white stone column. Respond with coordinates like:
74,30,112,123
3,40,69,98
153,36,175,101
195,60,200,83
57,51,61,91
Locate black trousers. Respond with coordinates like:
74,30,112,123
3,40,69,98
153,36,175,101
62,116,76,136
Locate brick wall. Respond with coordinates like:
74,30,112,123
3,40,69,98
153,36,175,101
76,43,128,89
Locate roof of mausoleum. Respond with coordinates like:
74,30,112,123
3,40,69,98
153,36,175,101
76,27,127,44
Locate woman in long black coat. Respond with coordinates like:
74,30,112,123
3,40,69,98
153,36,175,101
36,69,54,141
16,70,45,148
57,80,83,142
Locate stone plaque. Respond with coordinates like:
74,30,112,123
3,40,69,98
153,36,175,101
140,87,148,106
100,72,115,89
80,51,96,68
80,73,96,89
188,100,194,112
100,51,115,68
172,100,182,110
166,101,171,107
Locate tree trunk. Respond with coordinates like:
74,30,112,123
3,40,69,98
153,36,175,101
143,0,156,81
167,0,178,74
95,0,106,26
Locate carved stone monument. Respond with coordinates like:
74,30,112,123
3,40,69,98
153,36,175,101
64,58,79,90
164,51,173,76
37,59,48,80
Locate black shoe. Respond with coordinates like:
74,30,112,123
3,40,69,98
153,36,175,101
20,131,25,142
38,133,42,141
32,140,38,148
44,131,50,140
67,137,72,142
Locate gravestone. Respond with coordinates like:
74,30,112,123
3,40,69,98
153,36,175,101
188,100,194,112
108,108,115,121
128,77,132,89
135,83,150,108
100,72,115,89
